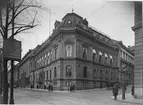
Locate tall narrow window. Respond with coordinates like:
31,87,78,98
66,65,72,77
50,51,52,62
100,70,102,79
106,71,108,80
99,52,102,63
54,67,57,78
83,67,87,78
94,69,96,78
105,54,108,65
66,45,72,57
110,55,113,65
44,54,47,65
50,70,52,80
93,49,96,62
83,48,87,59
55,48,58,60
47,52,50,64
46,71,48,80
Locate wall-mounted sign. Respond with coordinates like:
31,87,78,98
3,39,21,61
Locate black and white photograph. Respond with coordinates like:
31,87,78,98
0,0,142,105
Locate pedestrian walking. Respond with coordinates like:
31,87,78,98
30,84,32,89
48,84,51,91
131,85,134,96
36,85,38,89
73,84,75,92
112,84,119,100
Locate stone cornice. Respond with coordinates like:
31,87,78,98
131,22,142,31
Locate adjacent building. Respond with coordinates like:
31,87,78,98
132,2,143,98
18,50,33,87
112,40,134,85
0,48,2,93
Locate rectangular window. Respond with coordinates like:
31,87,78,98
50,51,52,62
66,45,72,57
46,71,48,80
50,70,52,80
54,67,57,78
47,52,50,64
55,48,58,60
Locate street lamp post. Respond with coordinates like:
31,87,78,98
9,60,14,104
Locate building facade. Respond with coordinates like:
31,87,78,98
132,2,143,98
18,50,33,88
0,48,2,94
113,41,134,86
29,13,119,90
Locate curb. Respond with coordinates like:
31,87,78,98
18,87,107,93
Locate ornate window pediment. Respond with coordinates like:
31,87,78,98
64,39,75,44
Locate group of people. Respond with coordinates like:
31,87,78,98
69,84,75,92
30,84,53,91
112,84,134,100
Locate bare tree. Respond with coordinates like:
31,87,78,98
0,0,46,104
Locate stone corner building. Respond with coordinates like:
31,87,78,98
29,12,120,90
17,12,134,90
132,2,143,99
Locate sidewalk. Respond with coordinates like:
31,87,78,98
117,93,143,105
20,87,107,93
0,94,2,104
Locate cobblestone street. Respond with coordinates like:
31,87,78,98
11,88,142,105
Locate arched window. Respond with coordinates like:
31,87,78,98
47,52,50,64
66,45,72,57
110,55,113,65
83,67,87,78
66,65,72,77
83,48,87,59
99,52,102,63
104,53,108,64
92,49,96,62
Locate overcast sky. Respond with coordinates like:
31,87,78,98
13,0,134,57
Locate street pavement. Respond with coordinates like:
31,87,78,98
12,87,143,105
0,86,143,105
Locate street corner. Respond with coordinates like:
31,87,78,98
116,93,143,105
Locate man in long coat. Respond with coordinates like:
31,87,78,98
112,84,119,100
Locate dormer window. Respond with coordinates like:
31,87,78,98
67,20,72,24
